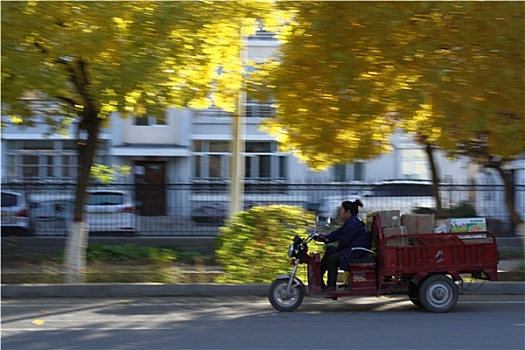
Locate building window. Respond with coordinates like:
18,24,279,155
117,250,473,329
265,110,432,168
279,156,288,178
194,155,202,177
22,155,39,178
44,155,54,177
135,115,149,126
332,162,365,182
134,114,167,126
354,162,364,181
192,140,287,181
5,155,16,178
399,148,429,180
333,164,347,182
3,139,108,181
208,155,224,178
244,141,286,180
193,141,230,179
61,155,76,178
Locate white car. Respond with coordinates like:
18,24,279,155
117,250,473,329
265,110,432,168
28,190,136,234
1,191,30,233
85,190,136,233
317,181,436,221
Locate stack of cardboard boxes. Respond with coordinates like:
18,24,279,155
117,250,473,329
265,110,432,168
369,211,435,246
369,211,489,246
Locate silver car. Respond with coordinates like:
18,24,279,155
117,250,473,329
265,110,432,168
1,191,30,233
29,194,74,234
85,190,136,233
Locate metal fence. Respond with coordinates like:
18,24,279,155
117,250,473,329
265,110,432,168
2,182,523,236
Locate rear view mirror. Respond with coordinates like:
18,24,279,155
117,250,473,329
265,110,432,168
316,216,331,227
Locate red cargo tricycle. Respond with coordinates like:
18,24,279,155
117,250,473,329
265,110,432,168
268,213,499,313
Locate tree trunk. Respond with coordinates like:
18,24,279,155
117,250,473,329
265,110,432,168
64,107,101,283
495,166,524,236
423,142,443,216
64,222,89,283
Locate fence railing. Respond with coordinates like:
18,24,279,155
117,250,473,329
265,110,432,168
2,182,523,236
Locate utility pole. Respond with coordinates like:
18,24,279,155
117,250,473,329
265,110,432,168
229,27,246,218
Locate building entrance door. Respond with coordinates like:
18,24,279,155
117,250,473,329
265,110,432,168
134,161,166,216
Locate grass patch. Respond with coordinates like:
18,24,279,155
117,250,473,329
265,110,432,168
1,243,218,284
2,245,522,284
499,250,524,261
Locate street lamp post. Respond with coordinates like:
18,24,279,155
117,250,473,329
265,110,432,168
229,27,247,218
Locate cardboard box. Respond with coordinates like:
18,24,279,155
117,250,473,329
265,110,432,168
457,233,491,244
369,210,401,228
448,218,486,233
401,214,435,234
434,218,448,233
383,226,407,238
385,237,408,246
383,226,408,246
456,233,487,239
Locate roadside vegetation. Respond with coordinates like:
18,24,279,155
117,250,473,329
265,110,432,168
1,243,215,284
215,205,316,284
2,205,523,284
2,244,522,284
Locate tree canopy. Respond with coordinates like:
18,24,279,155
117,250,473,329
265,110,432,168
1,0,284,282
2,1,283,122
250,1,524,170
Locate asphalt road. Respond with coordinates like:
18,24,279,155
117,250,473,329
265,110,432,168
2,295,524,350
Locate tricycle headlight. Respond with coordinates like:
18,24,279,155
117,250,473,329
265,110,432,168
292,235,303,245
287,244,296,258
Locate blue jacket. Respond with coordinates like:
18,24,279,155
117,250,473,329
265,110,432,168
323,215,371,271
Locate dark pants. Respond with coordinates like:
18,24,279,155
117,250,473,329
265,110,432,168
320,248,340,289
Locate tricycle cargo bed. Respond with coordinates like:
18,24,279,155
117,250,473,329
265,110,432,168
381,232,498,281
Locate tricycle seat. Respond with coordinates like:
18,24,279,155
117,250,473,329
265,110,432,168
350,247,375,264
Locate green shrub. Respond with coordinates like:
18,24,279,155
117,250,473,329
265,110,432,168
449,201,477,218
86,243,180,263
215,205,316,284
414,200,478,218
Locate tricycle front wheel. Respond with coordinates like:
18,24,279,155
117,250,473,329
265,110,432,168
268,278,304,312
419,275,458,313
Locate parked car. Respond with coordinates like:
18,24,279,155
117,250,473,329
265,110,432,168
191,204,226,224
28,194,74,234
317,181,436,221
28,190,136,234
190,201,263,224
1,191,30,233
85,190,136,233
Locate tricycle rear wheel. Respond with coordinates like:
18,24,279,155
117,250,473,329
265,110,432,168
419,275,458,313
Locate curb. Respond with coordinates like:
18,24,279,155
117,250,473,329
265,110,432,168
2,282,523,298
1,283,270,298
458,281,525,295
